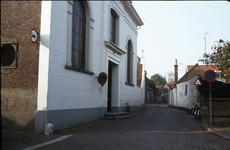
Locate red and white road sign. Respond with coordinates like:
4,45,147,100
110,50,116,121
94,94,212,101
194,78,202,85
204,70,216,82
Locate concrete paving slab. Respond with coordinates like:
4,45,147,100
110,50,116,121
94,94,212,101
203,123,230,141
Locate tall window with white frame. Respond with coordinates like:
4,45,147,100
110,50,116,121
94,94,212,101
127,40,132,84
72,1,86,69
110,9,117,44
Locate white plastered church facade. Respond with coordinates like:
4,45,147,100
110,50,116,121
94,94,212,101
36,1,145,132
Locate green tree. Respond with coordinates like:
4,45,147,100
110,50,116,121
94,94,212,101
150,73,167,86
199,39,230,83
146,77,157,91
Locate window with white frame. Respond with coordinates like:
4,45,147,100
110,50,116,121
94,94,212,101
110,9,118,44
72,1,86,69
66,1,94,75
126,40,133,84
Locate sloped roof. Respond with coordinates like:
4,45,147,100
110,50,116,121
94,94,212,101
175,63,205,85
187,65,219,72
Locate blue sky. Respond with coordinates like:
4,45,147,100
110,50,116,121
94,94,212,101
133,1,230,81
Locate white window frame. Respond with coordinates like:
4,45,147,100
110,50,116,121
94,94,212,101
66,1,94,72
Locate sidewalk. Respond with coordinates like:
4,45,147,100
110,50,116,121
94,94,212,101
202,123,230,141
2,129,62,150
2,119,118,150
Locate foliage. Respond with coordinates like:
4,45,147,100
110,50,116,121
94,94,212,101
199,39,230,83
146,77,157,91
150,73,167,86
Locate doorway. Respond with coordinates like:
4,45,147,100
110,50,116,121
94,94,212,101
107,61,119,112
107,61,113,112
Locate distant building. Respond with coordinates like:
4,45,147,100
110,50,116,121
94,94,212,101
145,86,154,104
155,85,168,103
169,64,205,109
169,62,230,124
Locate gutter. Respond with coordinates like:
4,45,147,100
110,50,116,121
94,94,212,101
122,1,144,26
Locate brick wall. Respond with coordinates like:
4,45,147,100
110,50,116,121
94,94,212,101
200,96,230,125
1,1,41,88
1,1,41,131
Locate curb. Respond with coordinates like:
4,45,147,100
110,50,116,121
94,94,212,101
202,123,230,141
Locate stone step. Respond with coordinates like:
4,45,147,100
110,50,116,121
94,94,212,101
104,112,129,117
104,114,134,121
118,114,134,119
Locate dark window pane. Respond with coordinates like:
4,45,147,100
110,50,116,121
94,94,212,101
72,50,79,68
72,32,79,51
72,1,86,69
110,22,113,33
127,40,132,83
110,9,117,44
75,2,80,15
76,17,80,32
111,34,115,43
79,36,82,52
79,52,85,69
110,33,112,42
1,44,16,66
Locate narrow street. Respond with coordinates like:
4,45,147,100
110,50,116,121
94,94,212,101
34,104,230,150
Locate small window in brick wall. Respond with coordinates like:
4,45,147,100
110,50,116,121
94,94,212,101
1,43,18,68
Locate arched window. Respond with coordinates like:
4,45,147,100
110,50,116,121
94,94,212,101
72,1,86,69
127,40,132,83
110,9,118,44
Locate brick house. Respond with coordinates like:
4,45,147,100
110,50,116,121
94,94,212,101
1,1,145,132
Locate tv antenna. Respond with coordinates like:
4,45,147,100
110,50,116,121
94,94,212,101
197,32,209,54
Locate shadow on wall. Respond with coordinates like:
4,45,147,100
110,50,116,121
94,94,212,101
40,34,51,49
1,115,35,132
1,88,38,132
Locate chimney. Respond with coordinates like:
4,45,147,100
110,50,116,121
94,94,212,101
140,50,145,65
174,59,178,83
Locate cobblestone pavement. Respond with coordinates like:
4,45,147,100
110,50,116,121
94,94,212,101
2,104,230,150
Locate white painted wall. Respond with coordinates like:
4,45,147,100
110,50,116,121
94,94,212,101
38,1,144,111
169,76,199,109
37,1,52,111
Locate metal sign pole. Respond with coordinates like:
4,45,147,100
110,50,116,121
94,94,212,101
204,70,215,125
210,81,212,125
